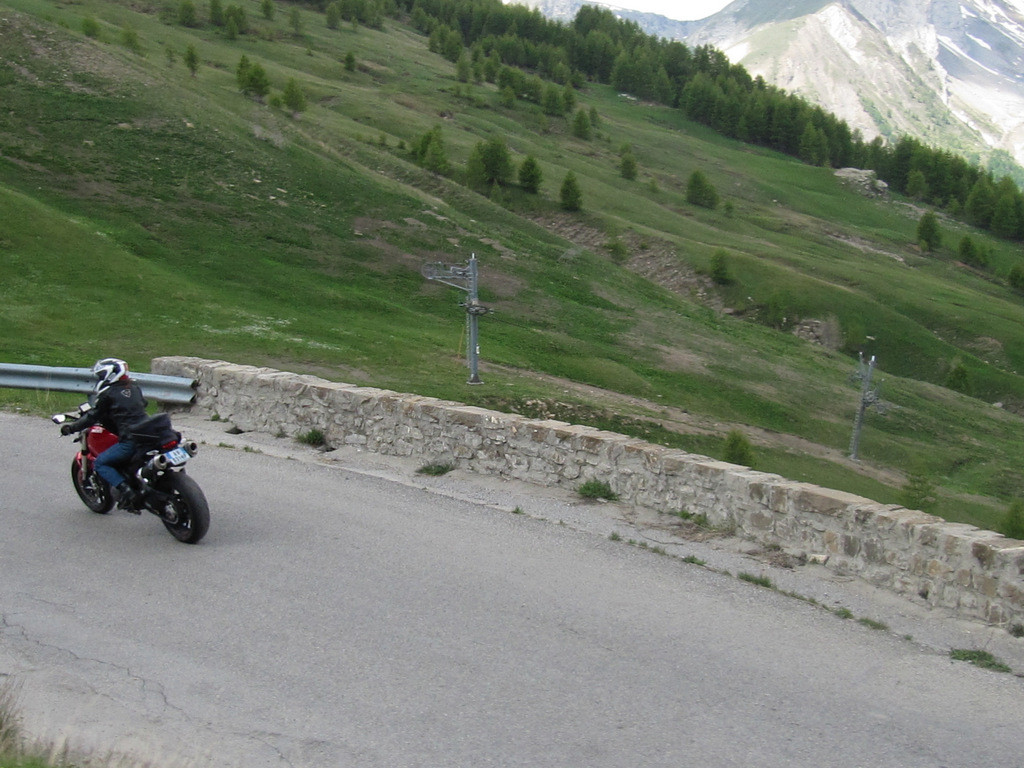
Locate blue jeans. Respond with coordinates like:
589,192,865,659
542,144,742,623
94,440,136,488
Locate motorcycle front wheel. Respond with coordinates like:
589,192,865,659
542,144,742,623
158,472,210,544
71,456,114,514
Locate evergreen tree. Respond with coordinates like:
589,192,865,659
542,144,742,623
456,52,472,83
344,51,356,72
709,249,733,285
991,193,1021,240
236,54,252,90
958,235,987,267
541,84,563,116
906,169,929,201
466,137,513,190
686,170,719,209
238,59,270,100
416,126,449,175
282,78,307,115
518,155,542,193
571,108,591,140
1008,265,1024,292
619,151,637,180
210,0,225,27
184,44,199,76
560,171,582,211
260,0,274,20
326,2,341,29
289,7,302,35
966,176,995,229
917,211,941,252
224,4,246,34
178,0,198,27
562,84,576,114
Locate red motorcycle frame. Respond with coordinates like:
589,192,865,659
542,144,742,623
56,405,210,544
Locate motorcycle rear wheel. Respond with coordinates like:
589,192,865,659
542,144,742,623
158,473,210,544
71,457,114,514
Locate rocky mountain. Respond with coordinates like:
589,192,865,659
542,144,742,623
509,0,1024,177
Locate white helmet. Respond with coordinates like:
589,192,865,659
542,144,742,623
92,357,129,393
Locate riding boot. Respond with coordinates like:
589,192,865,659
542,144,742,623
115,482,140,513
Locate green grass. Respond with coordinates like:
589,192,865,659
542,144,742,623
949,649,1012,673
2,0,1024,535
577,479,619,501
295,428,327,447
417,462,455,476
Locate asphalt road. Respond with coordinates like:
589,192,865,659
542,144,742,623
2,410,1023,768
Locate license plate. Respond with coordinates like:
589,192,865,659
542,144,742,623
164,447,190,466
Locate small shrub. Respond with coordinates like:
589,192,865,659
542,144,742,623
899,472,937,511
578,479,617,500
609,531,622,541
296,428,327,447
682,554,706,565
417,462,454,476
722,430,754,467
1000,500,1024,539
834,607,854,619
709,249,733,285
82,15,101,38
1009,623,1024,638
950,649,1011,673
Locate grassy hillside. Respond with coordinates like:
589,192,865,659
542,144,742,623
3,0,1024,532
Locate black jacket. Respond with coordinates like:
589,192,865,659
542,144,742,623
69,379,149,440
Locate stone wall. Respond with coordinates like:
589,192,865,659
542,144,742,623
153,356,1024,627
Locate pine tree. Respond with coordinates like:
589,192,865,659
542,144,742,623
619,151,637,180
917,211,942,252
466,137,513,190
560,171,582,211
571,108,591,140
518,156,542,194
416,126,449,175
686,170,719,209
184,44,199,76
991,194,1021,240
326,2,341,29
282,78,307,115
178,0,198,27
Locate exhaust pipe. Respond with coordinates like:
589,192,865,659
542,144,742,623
183,441,199,456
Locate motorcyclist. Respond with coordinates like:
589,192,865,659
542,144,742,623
61,358,149,509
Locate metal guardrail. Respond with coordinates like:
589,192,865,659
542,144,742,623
0,364,197,404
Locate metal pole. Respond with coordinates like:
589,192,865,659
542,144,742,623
466,254,482,384
849,353,876,460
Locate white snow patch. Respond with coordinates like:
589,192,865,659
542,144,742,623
967,33,992,49
938,34,1004,76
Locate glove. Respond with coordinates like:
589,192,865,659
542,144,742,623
60,424,75,436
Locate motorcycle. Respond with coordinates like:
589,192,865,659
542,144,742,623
52,403,210,544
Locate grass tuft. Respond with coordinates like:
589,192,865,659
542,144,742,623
949,649,1012,673
577,480,618,501
296,428,327,447
417,462,455,476
738,572,774,589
